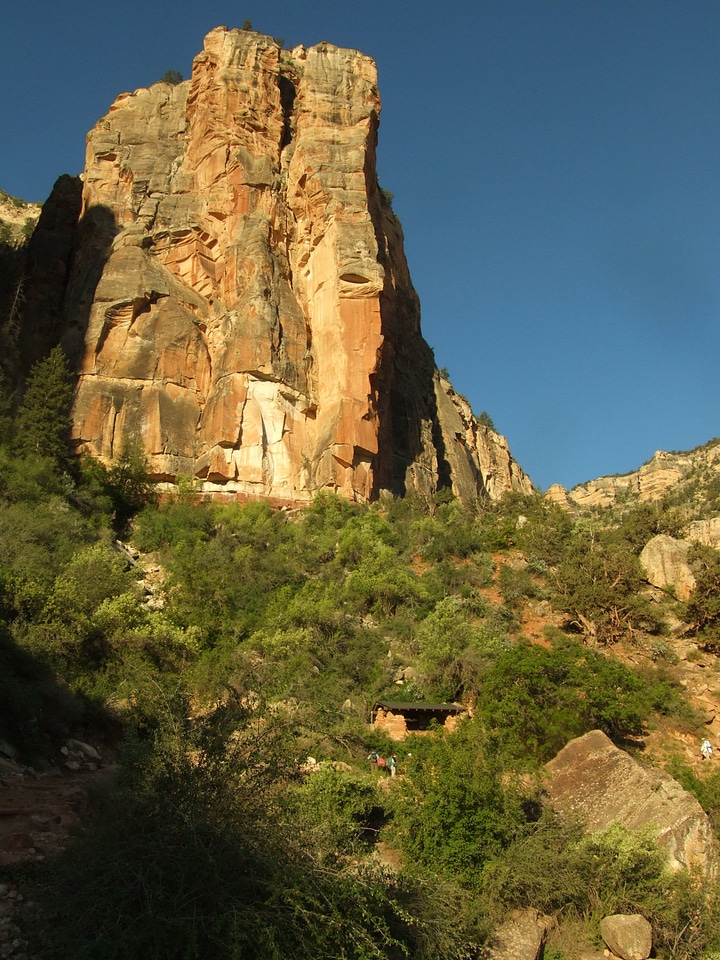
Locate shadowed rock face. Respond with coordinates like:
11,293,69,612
27,27,531,504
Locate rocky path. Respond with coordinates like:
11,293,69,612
0,750,115,960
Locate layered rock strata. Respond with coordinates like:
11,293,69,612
547,441,720,511
23,27,531,505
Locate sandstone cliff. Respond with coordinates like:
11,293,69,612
19,27,530,506
0,191,41,247
547,439,720,512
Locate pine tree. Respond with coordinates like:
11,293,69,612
0,364,14,444
14,345,74,464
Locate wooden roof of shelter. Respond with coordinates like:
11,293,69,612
372,701,464,715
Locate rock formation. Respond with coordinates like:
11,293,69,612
544,730,716,876
687,517,720,549
548,440,720,511
20,26,531,506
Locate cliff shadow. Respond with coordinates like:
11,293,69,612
365,123,452,500
18,179,119,381
0,620,118,767
0,237,30,411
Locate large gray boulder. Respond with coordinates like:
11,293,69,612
600,914,652,960
544,730,716,875
640,534,696,599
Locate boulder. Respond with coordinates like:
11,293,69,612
600,914,652,960
640,534,696,599
65,739,102,763
544,730,716,875
477,908,550,960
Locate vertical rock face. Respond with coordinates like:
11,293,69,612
30,27,531,504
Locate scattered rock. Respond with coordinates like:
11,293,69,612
392,666,417,685
0,760,25,785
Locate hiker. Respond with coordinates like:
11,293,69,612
367,750,379,767
701,738,713,760
388,754,397,777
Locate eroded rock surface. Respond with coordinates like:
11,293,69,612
566,451,689,509
544,730,716,875
25,27,530,505
687,517,720,548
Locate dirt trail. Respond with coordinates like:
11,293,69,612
0,763,115,867
0,760,115,959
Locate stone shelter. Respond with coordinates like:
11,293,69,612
371,701,465,741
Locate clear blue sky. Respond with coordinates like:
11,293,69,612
2,0,719,491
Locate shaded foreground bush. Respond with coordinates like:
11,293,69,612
33,697,479,960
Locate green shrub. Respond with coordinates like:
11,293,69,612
686,544,720,651
498,563,540,608
290,766,379,857
0,622,84,761
552,532,663,643
158,69,183,84
481,817,720,960
389,720,539,886
473,636,685,763
665,757,720,832
415,596,508,700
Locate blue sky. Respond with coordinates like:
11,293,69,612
2,0,719,491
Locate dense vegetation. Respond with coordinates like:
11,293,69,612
1,350,720,957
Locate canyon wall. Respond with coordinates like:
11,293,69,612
23,27,531,505
546,441,720,512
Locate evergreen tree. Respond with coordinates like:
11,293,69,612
0,364,14,444
14,345,74,464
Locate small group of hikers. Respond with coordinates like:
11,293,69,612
367,751,397,776
701,738,714,761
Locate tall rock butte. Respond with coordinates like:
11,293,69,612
25,27,531,505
